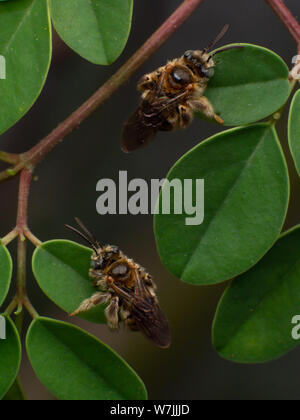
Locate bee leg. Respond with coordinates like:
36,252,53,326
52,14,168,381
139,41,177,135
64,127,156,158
70,292,111,317
95,278,108,291
178,104,194,128
105,296,120,330
120,306,130,321
159,112,179,132
187,97,224,124
125,316,140,332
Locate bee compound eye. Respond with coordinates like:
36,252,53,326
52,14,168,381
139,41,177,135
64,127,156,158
90,259,103,270
170,66,192,86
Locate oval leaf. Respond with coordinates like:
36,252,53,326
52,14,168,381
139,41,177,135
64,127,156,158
26,317,147,400
3,379,26,401
0,316,21,399
32,240,106,323
154,124,289,285
50,0,133,65
0,244,12,307
213,226,300,363
203,44,290,126
0,0,52,135
288,89,300,176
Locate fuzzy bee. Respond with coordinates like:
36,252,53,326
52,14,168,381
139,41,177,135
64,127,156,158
66,218,171,348
122,24,241,152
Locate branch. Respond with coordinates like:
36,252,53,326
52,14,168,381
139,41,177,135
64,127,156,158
15,168,32,310
0,151,20,165
14,168,39,319
16,168,32,233
265,0,300,44
0,0,205,182
1,229,18,246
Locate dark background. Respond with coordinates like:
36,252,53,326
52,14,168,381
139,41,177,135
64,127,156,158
1,0,300,400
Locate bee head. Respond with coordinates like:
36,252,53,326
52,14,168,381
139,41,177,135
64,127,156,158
90,254,106,272
89,245,121,279
183,50,215,79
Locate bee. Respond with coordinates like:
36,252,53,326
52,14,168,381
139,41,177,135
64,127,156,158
65,218,171,348
122,24,241,152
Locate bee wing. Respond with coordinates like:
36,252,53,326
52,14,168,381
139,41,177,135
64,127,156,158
121,101,159,153
110,271,171,348
131,269,171,348
130,297,171,349
122,90,192,153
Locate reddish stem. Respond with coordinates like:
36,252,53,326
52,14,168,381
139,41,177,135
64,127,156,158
0,151,20,165
16,168,32,232
0,0,205,181
265,0,300,44
15,169,37,316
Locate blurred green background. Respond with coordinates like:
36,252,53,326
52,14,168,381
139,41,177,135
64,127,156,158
1,0,300,400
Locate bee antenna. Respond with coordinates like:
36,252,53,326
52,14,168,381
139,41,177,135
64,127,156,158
65,220,100,254
74,217,99,245
205,24,230,53
208,44,244,61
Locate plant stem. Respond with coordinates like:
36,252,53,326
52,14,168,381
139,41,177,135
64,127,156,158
1,229,18,246
0,151,20,165
23,296,39,319
14,169,32,323
14,169,39,319
16,237,26,310
16,169,32,235
0,0,205,182
265,0,300,44
4,298,17,316
24,229,42,247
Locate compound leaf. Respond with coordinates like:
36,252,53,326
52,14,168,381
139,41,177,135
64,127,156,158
0,244,12,307
213,226,300,363
0,0,51,135
154,124,289,285
288,89,300,176
3,379,26,401
32,240,106,323
26,317,147,400
204,44,290,126
50,0,133,65
0,316,21,400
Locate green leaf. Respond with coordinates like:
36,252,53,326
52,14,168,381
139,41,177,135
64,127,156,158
26,317,148,400
32,240,106,323
213,226,300,363
0,316,21,400
154,123,289,285
203,44,290,126
0,0,52,135
3,379,26,400
50,0,133,65
288,89,300,176
0,244,12,307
